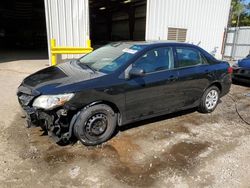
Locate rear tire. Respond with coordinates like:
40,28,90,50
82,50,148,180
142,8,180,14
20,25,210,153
73,104,117,146
198,86,220,113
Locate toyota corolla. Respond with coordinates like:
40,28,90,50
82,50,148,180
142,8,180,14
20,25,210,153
17,42,232,146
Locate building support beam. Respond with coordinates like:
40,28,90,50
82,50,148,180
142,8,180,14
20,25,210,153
128,6,135,40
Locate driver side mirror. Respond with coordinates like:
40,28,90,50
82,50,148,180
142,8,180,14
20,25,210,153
128,67,145,79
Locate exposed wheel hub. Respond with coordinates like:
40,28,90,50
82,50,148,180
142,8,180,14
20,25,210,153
86,114,107,136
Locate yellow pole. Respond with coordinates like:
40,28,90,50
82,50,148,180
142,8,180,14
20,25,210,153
50,38,92,66
51,38,57,66
87,39,91,48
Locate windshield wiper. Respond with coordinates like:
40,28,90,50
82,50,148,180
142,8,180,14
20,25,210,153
76,59,96,73
84,63,96,73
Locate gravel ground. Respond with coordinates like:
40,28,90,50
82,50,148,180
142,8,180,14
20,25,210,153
0,54,250,188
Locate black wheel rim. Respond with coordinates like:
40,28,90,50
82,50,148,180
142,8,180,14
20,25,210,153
85,113,108,139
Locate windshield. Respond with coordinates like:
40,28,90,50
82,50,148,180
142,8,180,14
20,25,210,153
79,43,146,74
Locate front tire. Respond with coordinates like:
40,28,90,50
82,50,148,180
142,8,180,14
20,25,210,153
198,86,220,113
73,104,117,146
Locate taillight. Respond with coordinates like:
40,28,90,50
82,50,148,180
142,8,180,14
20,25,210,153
228,67,233,74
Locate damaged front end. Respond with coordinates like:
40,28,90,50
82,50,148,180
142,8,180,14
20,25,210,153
17,87,78,145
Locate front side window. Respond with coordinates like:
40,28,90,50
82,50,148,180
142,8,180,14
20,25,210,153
176,48,206,68
132,47,174,74
79,43,146,74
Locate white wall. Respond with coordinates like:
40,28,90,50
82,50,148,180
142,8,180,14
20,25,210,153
44,0,231,62
146,0,231,59
44,0,89,62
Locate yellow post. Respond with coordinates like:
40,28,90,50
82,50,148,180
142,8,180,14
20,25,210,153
50,37,93,66
86,39,91,48
51,38,57,66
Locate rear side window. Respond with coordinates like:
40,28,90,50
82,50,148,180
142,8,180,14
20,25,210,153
176,47,207,68
133,47,174,73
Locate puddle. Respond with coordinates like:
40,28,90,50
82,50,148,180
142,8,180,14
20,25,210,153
165,142,210,170
108,135,140,160
41,135,141,168
110,141,210,187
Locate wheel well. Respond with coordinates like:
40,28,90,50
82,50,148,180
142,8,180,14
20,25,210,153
208,82,222,92
88,100,122,125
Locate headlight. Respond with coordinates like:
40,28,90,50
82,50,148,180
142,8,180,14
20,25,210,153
33,93,74,110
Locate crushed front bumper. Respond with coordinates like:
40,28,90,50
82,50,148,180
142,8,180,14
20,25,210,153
17,86,76,144
21,106,39,128
17,90,38,127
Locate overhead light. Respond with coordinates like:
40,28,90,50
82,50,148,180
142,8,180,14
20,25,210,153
99,7,106,10
123,0,132,4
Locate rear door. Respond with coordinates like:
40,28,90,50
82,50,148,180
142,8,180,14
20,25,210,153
124,46,181,121
175,47,212,107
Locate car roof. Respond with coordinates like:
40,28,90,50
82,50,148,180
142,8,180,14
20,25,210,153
110,41,217,61
110,41,198,48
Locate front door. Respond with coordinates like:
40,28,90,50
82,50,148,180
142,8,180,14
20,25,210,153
124,46,180,121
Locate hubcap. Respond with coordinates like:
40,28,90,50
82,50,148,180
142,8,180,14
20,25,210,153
205,89,218,110
85,113,108,137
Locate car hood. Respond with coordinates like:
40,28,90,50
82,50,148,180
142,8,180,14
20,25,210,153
238,58,250,68
22,61,105,94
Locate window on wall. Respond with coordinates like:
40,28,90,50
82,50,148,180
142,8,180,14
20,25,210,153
167,27,187,42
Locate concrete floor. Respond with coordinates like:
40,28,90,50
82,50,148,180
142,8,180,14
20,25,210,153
0,54,250,188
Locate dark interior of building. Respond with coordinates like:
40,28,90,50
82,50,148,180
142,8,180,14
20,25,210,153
89,0,147,46
0,0,147,58
0,0,47,51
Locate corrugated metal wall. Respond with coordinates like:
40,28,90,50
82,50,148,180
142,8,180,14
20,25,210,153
146,0,231,59
44,0,89,61
44,0,231,62
224,27,250,59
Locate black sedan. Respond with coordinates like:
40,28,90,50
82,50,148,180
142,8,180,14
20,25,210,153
232,54,250,84
17,42,232,146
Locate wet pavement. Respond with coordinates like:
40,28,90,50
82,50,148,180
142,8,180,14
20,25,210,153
0,59,250,187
